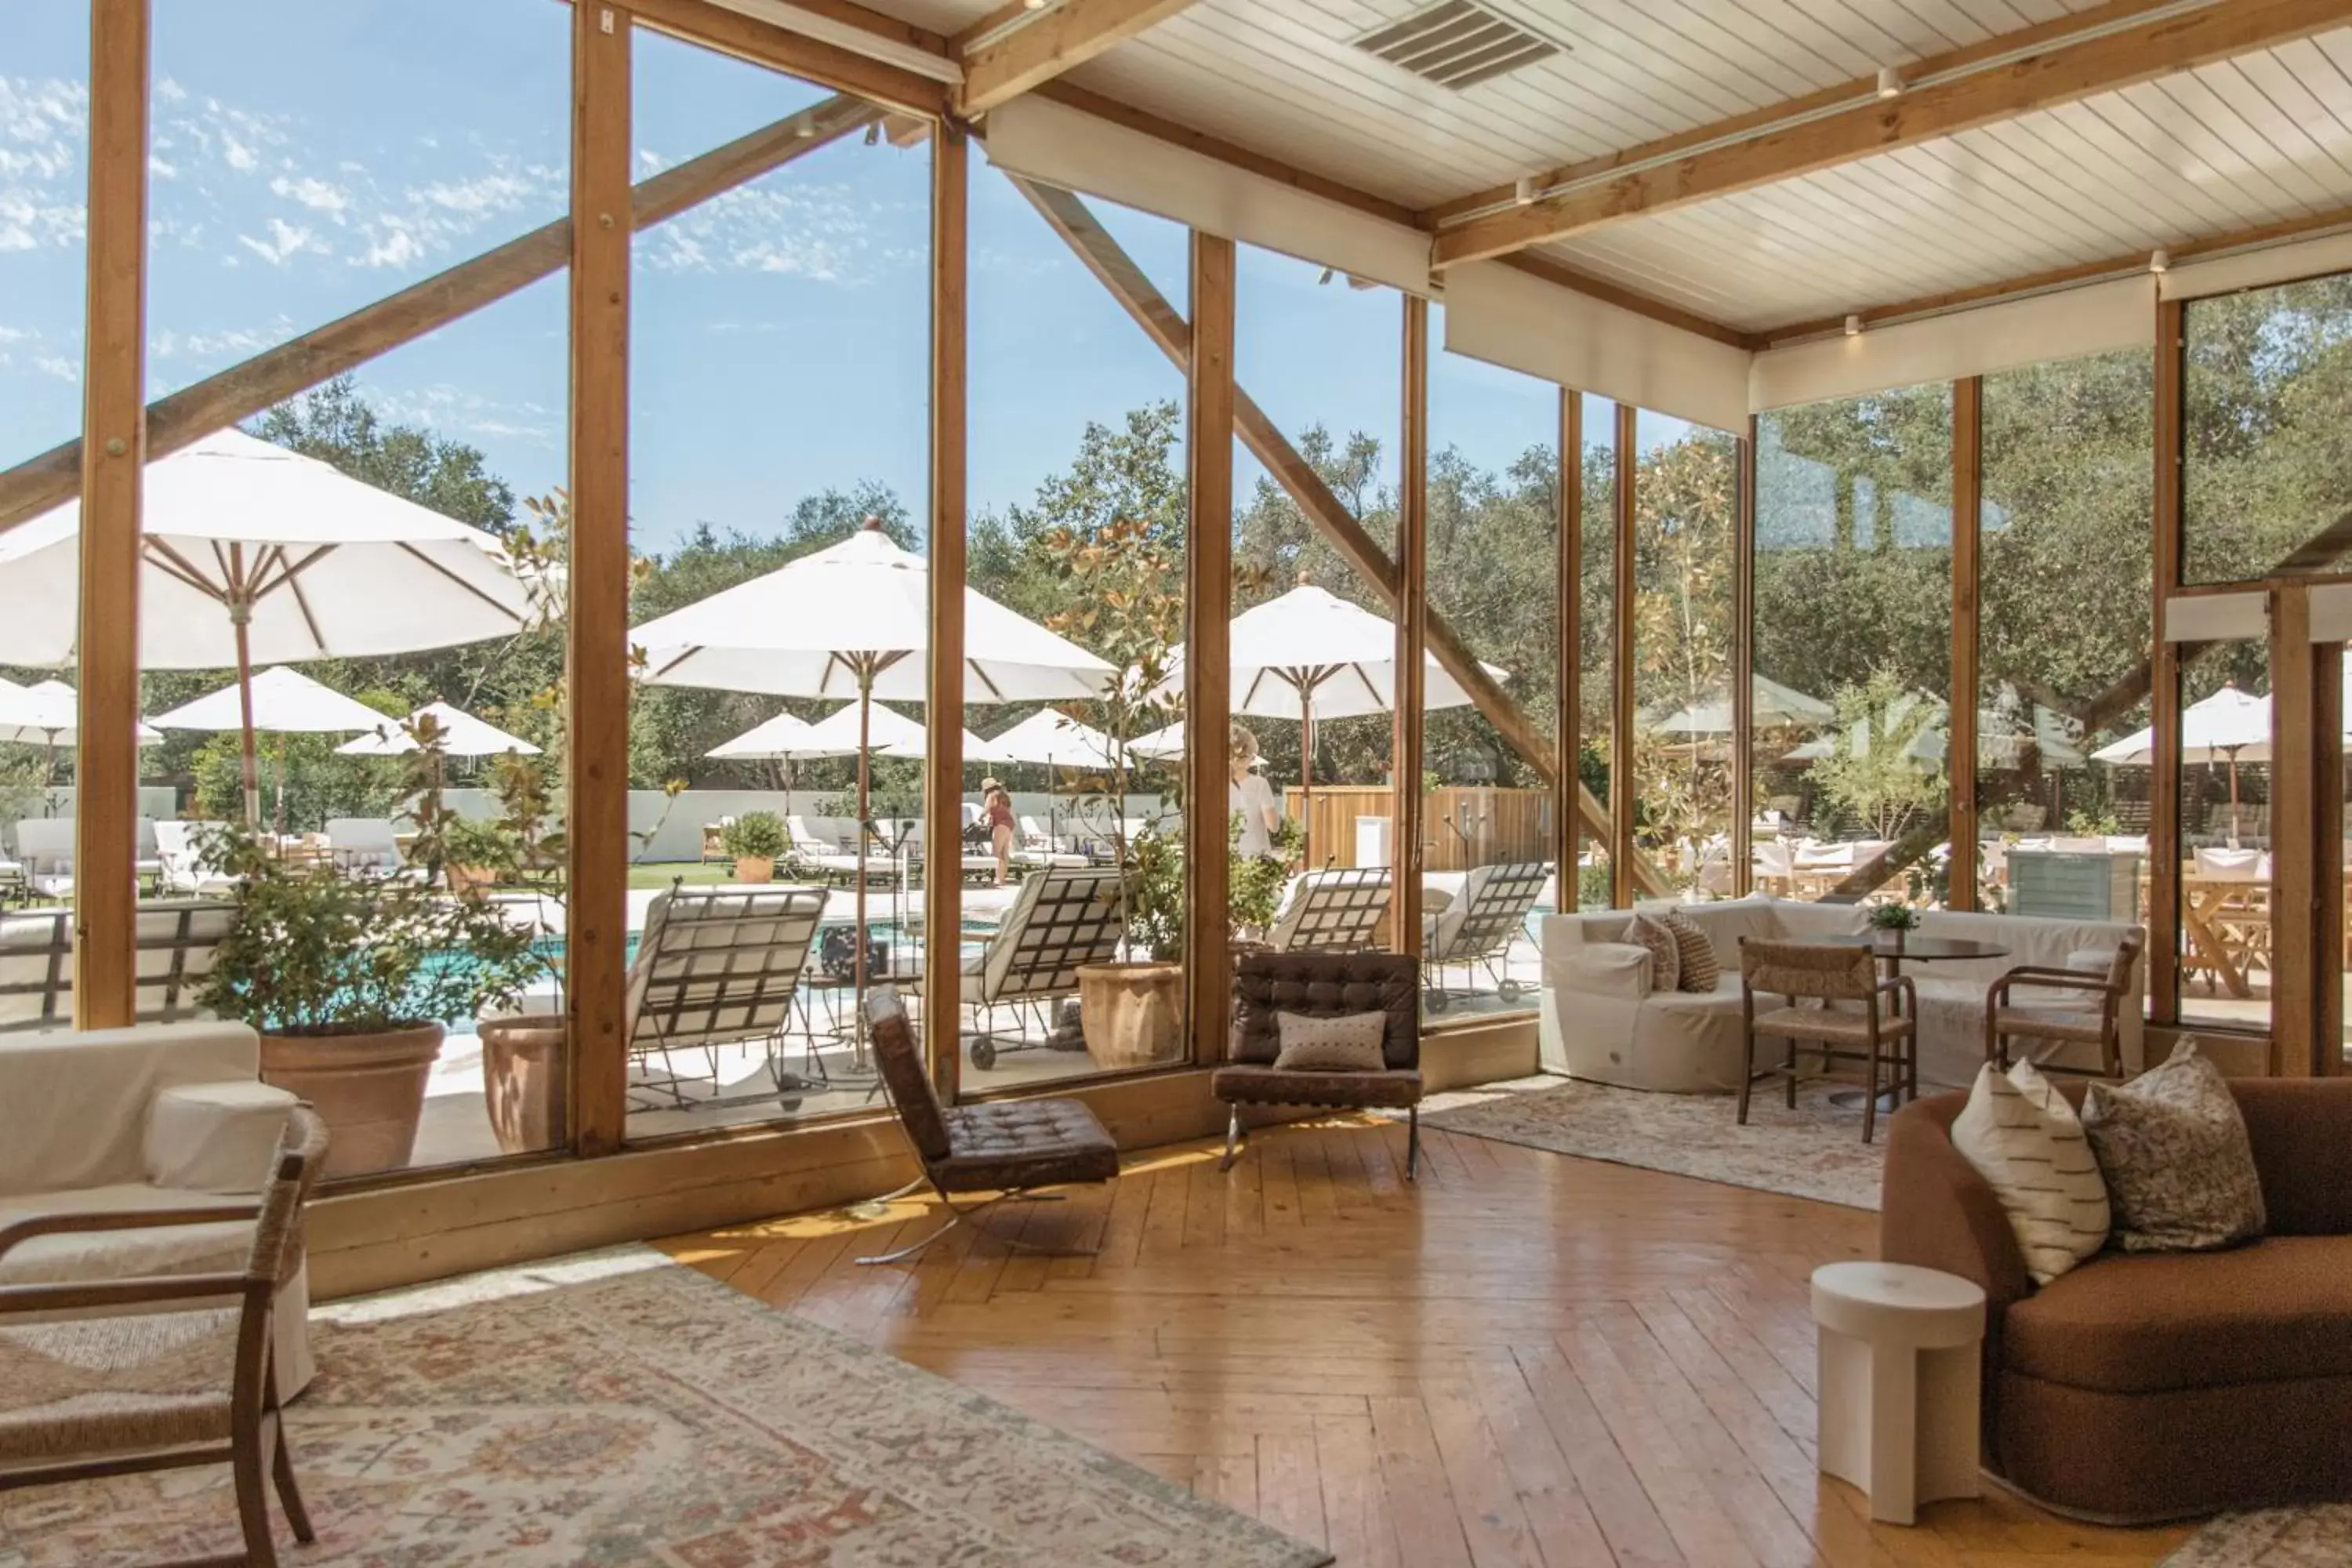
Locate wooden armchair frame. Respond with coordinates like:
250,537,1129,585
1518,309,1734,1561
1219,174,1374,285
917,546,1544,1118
1984,934,2142,1080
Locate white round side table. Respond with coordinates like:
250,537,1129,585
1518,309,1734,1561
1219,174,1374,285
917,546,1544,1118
1811,1261,1987,1525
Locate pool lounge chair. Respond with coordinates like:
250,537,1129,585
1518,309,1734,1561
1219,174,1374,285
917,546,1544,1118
1014,815,1091,870
785,815,898,885
10,819,75,900
325,816,408,879
0,899,236,1032
154,821,241,896
961,866,1124,1070
1265,866,1392,954
625,884,827,1110
1421,859,1549,1013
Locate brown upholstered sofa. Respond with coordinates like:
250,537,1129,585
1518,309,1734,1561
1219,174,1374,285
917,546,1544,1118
1881,1078,2352,1523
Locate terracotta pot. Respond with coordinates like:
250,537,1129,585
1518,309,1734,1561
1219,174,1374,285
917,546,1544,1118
258,1022,445,1179
1076,961,1185,1069
448,865,498,895
733,855,775,884
479,1013,568,1156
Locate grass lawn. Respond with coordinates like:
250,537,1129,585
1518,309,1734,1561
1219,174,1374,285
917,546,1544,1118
626,860,738,890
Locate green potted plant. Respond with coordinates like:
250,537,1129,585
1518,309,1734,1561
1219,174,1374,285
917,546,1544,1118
200,822,541,1178
443,816,517,895
723,810,786,884
1867,900,1920,950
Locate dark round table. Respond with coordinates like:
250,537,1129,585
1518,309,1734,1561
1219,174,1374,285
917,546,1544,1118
1788,933,2011,1111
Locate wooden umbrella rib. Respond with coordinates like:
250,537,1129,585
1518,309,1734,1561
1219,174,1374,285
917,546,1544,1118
394,541,528,624
964,658,1005,701
140,539,226,601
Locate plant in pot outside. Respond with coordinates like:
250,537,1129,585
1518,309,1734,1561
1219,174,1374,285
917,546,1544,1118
199,818,542,1179
723,810,786,884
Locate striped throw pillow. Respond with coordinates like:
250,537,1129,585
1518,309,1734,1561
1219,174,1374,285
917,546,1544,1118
1951,1060,2111,1284
1660,908,1721,993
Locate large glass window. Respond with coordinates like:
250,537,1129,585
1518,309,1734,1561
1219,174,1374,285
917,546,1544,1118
622,31,931,1138
1633,412,1738,898
1,11,89,464
1577,397,1615,908
1977,351,2154,928
1751,387,1953,905
2176,638,2274,1033
2184,274,2352,585
1234,248,1400,944
963,158,1189,1090
1421,321,1557,1021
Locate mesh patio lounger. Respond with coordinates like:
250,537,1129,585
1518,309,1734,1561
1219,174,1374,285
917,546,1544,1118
624,884,827,1111
1265,866,1393,954
0,900,236,1032
960,866,1125,1070
1421,859,1550,1012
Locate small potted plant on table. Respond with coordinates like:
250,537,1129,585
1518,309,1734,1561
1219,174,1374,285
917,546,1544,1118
201,823,542,1179
1867,900,1920,951
724,811,786,884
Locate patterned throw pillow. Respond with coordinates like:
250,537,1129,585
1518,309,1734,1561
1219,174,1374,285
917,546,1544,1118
1271,1011,1389,1073
1950,1059,2111,1285
1620,914,1682,993
1660,908,1721,993
2083,1039,2266,1253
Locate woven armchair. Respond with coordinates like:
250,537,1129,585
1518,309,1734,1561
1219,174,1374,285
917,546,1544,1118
1218,951,1422,1178
1984,933,2143,1079
1738,938,1916,1143
0,1106,328,1568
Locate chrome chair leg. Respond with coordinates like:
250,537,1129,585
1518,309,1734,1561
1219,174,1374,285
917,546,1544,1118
842,1172,928,1221
1406,1105,1420,1182
855,1188,1093,1265
1218,1107,1244,1172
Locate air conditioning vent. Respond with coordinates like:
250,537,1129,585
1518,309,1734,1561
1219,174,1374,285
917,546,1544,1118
1352,0,1562,91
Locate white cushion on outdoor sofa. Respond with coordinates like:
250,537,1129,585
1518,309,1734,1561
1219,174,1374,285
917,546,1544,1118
0,1020,315,1393
1541,897,2145,1094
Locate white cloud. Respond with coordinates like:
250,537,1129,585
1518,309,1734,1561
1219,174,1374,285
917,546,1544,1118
236,216,320,266
32,355,78,383
270,174,348,218
354,226,424,269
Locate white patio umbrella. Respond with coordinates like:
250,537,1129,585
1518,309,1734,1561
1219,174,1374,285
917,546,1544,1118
797,700,1005,763
0,677,165,749
635,518,1113,1035
705,708,831,761
1646,673,1834,736
0,428,533,823
151,666,401,833
1127,719,1185,760
987,709,1125,852
334,701,542,757
2093,682,2273,842
1165,579,1506,861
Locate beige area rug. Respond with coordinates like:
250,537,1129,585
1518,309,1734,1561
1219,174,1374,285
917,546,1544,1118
2162,1507,2352,1566
1418,1074,1886,1210
0,1247,1330,1568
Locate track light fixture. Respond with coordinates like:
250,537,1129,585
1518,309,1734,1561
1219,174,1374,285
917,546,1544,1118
1844,314,1864,337
1876,67,1902,100
1317,266,1335,285
1513,175,1538,205
863,122,880,145
2149,248,2171,274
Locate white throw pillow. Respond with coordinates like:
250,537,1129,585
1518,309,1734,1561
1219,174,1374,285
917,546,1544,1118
1950,1059,2111,1285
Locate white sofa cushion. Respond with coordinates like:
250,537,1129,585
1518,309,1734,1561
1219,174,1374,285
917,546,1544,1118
144,1080,298,1194
0,1021,260,1196
0,1182,258,1287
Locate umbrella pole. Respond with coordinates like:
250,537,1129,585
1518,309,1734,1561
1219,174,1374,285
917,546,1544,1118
231,605,261,827
855,666,871,1057
2227,746,2243,848
1300,688,1314,868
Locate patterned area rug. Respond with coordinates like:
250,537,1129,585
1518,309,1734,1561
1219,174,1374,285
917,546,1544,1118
1419,1074,1886,1210
2163,1507,2352,1566
0,1247,1330,1568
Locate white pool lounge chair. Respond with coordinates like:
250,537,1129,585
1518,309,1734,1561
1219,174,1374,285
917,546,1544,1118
1266,867,1392,954
960,866,1125,1070
0,899,235,1032
1421,860,1549,1012
154,821,241,896
625,885,827,1110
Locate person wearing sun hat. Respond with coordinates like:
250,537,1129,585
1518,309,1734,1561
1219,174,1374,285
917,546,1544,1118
982,777,1016,885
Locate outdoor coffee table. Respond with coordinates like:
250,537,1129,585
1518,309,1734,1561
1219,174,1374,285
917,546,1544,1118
1789,934,2010,1111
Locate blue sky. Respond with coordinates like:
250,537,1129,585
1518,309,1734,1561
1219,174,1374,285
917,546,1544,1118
5,1,1622,556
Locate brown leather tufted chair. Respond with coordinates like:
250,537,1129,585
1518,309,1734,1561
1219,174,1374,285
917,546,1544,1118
1216,952,1423,1180
858,986,1120,1265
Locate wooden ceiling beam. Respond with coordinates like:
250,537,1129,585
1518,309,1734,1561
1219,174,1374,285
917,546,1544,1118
1430,0,2352,268
626,0,950,114
1760,201,2352,346
957,0,1200,115
0,96,882,534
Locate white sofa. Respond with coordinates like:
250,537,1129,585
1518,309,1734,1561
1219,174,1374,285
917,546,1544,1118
1542,896,2146,1094
0,1020,315,1393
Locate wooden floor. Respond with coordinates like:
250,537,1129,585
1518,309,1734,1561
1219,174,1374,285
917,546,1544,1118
659,1114,2194,1568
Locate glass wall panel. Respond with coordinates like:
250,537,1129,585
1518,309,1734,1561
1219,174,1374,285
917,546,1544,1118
1234,248,1399,942
964,156,1189,1088
2,13,89,463
2176,639,2274,1033
1976,351,2154,927
1633,411,1738,898
125,2,571,1178
1421,318,1556,1020
1752,387,1953,905
625,32,930,1137
2183,274,2352,585
1577,397,1615,908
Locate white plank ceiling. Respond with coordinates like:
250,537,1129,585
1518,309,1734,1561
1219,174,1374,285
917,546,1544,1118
853,0,2352,336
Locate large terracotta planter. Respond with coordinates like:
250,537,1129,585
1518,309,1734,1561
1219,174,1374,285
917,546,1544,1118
448,865,498,895
258,1022,445,1179
479,1013,568,1155
1076,961,1184,1070
733,855,775,884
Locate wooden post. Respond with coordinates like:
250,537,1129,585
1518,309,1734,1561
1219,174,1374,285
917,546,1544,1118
1732,416,1756,900
924,123,967,1102
2271,583,2318,1075
1185,232,1235,1065
1555,390,1582,907
2150,299,2185,1026
2318,632,2344,1075
1393,296,1428,959
1948,376,1983,913
74,0,151,1030
1612,401,1638,908
565,1,632,1157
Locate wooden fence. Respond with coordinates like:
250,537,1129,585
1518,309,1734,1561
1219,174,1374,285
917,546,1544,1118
1280,785,1554,872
